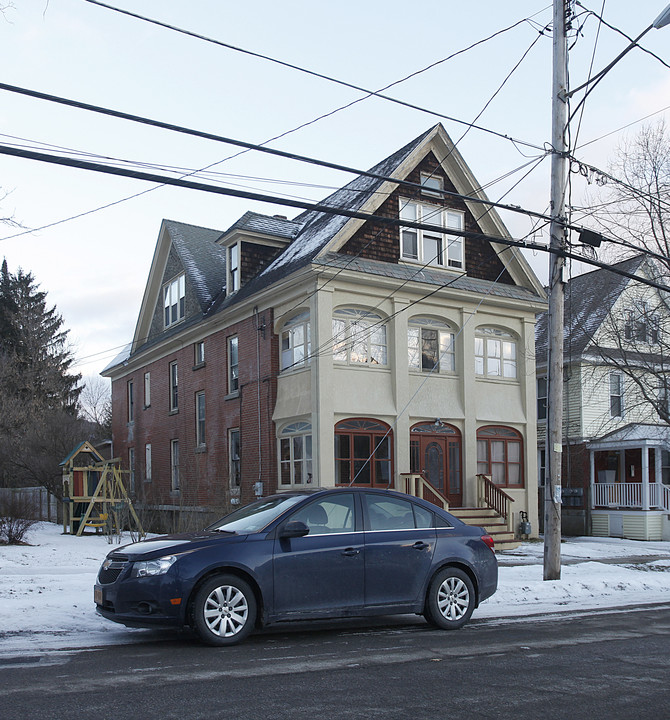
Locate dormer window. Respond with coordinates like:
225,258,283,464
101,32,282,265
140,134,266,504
163,274,185,328
420,173,443,198
228,243,240,293
399,200,464,270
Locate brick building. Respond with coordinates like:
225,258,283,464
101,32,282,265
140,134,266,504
103,124,546,533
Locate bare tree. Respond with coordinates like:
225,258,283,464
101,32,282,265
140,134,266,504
589,121,670,276
79,375,112,439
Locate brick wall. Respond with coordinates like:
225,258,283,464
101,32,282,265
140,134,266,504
111,309,278,524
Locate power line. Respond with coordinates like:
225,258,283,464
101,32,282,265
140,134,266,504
576,104,670,150
6,141,668,297
0,82,556,227
575,1,670,72
82,0,549,153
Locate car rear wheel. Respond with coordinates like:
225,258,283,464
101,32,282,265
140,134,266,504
192,574,257,646
424,567,475,630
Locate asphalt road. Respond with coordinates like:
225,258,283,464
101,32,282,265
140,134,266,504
1,604,669,720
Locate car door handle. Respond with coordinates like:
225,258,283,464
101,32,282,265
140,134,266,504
412,541,430,550
342,548,360,557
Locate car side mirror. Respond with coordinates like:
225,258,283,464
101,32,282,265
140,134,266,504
279,520,309,539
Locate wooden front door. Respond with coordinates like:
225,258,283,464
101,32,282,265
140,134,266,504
411,423,462,506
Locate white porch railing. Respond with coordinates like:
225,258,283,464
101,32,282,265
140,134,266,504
593,482,670,511
650,483,670,511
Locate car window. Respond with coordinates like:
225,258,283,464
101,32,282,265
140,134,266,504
364,495,418,531
413,504,434,529
207,495,305,533
290,494,355,534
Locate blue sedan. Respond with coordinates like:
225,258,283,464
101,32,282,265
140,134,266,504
94,488,497,645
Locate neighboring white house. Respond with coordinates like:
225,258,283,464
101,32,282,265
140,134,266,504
536,255,670,540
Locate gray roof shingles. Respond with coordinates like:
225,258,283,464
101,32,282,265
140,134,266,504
164,220,226,312
535,254,647,364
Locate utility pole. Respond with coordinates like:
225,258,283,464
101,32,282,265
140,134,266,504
544,0,570,581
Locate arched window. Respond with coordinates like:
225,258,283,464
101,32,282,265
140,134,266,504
332,308,387,366
334,419,393,487
279,422,312,486
280,311,311,371
476,426,523,487
475,327,517,378
408,317,455,374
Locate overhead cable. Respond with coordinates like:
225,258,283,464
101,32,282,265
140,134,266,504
81,0,548,152
2,141,668,295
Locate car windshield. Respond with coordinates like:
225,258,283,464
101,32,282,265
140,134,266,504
206,495,307,534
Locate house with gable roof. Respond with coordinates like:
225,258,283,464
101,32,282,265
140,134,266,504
536,255,670,540
103,124,546,541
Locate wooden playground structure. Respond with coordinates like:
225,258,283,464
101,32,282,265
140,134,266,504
61,441,144,539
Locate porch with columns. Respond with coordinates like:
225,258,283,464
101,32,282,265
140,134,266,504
588,425,670,541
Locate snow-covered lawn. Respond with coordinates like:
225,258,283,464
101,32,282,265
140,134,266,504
1,522,670,655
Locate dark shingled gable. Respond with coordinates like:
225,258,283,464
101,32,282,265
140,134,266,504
163,220,226,312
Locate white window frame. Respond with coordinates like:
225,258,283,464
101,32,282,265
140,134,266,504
145,443,152,482
332,308,387,366
399,200,464,270
163,274,185,328
229,428,241,487
169,361,178,412
281,312,311,371
143,372,151,408
624,302,659,344
228,243,240,293
610,373,624,418
537,376,547,421
658,382,670,419
420,173,443,198
408,317,455,374
194,341,205,366
196,391,206,447
279,422,313,486
475,328,517,379
228,336,239,393
170,439,180,493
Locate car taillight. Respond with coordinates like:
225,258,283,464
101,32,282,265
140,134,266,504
481,534,495,552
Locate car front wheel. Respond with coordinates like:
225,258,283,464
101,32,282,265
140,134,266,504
192,574,257,646
424,567,475,630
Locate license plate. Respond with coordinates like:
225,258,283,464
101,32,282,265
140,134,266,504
94,586,103,605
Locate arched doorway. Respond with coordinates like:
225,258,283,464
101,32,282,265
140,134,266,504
410,421,462,506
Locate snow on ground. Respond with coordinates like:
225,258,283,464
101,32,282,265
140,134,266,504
1,522,670,655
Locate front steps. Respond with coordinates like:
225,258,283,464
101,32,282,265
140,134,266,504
450,507,520,551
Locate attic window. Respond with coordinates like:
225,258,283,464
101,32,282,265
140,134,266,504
228,243,240,293
399,200,464,270
420,173,443,198
164,274,185,328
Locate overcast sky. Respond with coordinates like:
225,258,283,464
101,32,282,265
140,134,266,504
1,0,669,379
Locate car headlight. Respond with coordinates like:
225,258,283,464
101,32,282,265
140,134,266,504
131,555,177,578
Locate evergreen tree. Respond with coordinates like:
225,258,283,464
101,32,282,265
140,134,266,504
0,260,83,495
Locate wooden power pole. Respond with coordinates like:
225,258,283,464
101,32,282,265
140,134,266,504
544,0,570,581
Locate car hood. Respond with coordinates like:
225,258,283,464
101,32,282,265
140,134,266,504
111,531,244,559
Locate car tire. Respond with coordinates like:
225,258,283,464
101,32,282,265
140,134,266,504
192,574,257,646
424,567,475,631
